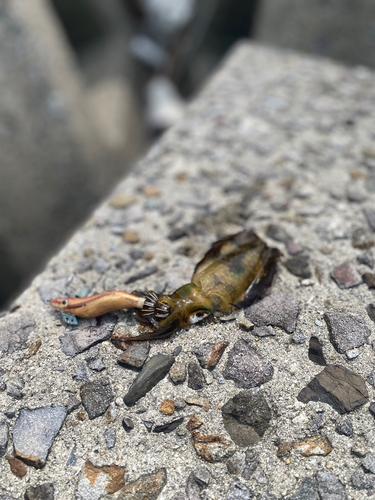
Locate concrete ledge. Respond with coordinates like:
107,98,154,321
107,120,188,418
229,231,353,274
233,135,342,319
2,42,375,498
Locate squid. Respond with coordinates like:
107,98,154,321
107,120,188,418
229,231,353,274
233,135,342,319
51,231,281,341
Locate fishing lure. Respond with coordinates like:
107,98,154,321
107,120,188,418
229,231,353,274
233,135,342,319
51,231,281,341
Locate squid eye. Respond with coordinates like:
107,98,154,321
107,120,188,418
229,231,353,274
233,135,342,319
189,311,210,324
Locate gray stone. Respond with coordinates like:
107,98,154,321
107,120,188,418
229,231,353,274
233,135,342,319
316,472,347,500
66,394,81,414
93,258,111,274
226,481,254,500
186,466,210,500
0,315,36,354
358,249,374,268
292,478,319,500
245,292,299,333
13,407,66,468
60,323,115,356
169,362,187,385
336,419,353,437
153,417,184,434
284,255,311,279
6,376,25,399
351,227,374,249
117,342,150,370
242,449,261,480
364,208,375,231
125,266,158,284
188,362,205,390
80,378,114,419
331,262,362,289
324,310,370,353
119,468,167,499
308,336,326,366
87,357,105,372
362,455,375,474
309,414,326,433
73,363,90,382
123,355,175,406
223,340,274,389
122,417,134,432
104,429,117,449
266,224,291,243
194,343,215,368
252,326,276,338
0,422,9,456
297,364,368,414
226,452,246,476
352,472,375,490
24,483,55,500
293,332,307,344
222,391,272,446
66,445,77,467
367,303,375,324
38,277,71,303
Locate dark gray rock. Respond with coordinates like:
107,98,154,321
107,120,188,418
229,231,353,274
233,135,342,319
364,208,375,231
363,272,375,288
242,449,260,480
153,417,184,434
284,255,311,279
66,445,77,467
309,414,326,433
297,364,369,414
358,249,374,268
226,481,254,500
122,417,134,432
223,340,274,389
367,303,375,323
316,472,347,500
266,224,291,243
222,391,272,446
66,394,81,414
245,292,299,333
13,407,66,468
362,455,375,474
336,419,353,437
117,342,150,370
352,472,375,490
0,315,36,354
188,362,205,390
292,478,319,500
186,466,210,499
73,363,90,382
104,429,116,449
351,227,374,249
169,362,187,385
123,354,175,406
226,452,246,476
308,336,326,366
60,323,115,356
143,420,154,432
85,346,105,372
80,378,114,419
6,376,25,399
252,326,276,338
324,310,370,353
331,262,362,289
194,343,215,368
0,422,9,456
24,483,54,500
125,266,158,284
168,227,187,241
369,402,375,418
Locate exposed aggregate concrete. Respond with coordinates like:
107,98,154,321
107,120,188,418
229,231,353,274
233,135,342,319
3,43,375,498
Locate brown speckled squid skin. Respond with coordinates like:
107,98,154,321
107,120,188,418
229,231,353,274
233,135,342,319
51,231,281,341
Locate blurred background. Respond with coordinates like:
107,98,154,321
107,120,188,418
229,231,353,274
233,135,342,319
1,0,375,309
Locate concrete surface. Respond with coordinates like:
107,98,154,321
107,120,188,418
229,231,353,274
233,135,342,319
1,42,375,498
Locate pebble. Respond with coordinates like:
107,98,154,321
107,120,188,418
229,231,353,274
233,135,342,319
24,483,54,500
6,376,25,399
93,258,111,274
186,415,203,431
331,261,362,288
76,460,125,498
125,266,158,284
61,312,79,326
66,394,81,414
122,230,140,244
186,467,210,498
6,456,27,479
104,429,116,449
369,402,375,419
363,272,375,288
122,417,134,432
362,455,375,474
364,207,375,231
185,396,210,412
123,354,175,406
298,364,368,414
287,241,304,255
336,418,353,437
73,363,90,382
222,391,272,446
245,292,299,333
266,224,291,243
188,362,205,390
346,348,359,360
309,414,326,433
153,417,184,434
191,430,235,463
13,406,67,468
279,436,332,457
194,342,229,370
358,249,374,268
119,468,167,499
292,478,319,500
252,326,276,338
168,227,187,241
308,336,326,366
109,193,138,209
80,378,114,420
223,340,274,389
0,315,36,354
86,356,105,372
160,400,175,415
0,422,9,456
352,472,375,490
284,255,311,279
117,342,150,370
351,227,374,249
324,310,370,353
66,445,77,467
347,186,367,202
60,323,115,357
226,481,254,500
38,276,71,303
169,361,187,385
367,303,375,323
292,332,307,344
352,443,368,458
